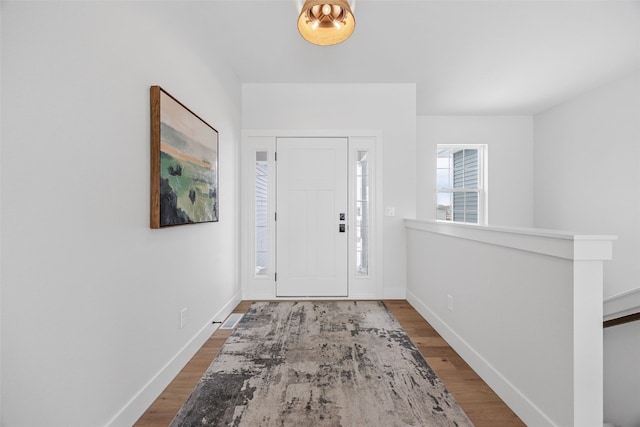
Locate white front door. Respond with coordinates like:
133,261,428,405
276,137,348,297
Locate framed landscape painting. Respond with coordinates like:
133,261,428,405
150,86,219,228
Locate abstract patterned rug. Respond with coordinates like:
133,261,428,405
171,301,474,426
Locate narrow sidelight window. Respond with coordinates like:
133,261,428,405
255,151,268,275
356,151,369,276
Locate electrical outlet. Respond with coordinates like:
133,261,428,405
180,307,189,329
447,294,453,311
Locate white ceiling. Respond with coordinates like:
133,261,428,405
149,0,640,115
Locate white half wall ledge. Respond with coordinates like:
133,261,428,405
404,218,616,427
604,287,640,321
404,219,616,261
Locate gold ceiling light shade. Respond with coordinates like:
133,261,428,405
297,0,356,46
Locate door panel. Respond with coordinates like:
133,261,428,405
276,137,348,297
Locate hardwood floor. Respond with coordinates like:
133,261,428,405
134,301,253,427
135,300,524,426
384,300,525,427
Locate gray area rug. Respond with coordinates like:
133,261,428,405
171,301,474,426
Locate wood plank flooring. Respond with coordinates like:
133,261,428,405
384,300,525,427
135,300,524,426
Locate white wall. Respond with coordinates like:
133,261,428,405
0,2,3,422
242,83,416,298
1,2,241,426
406,219,613,426
417,116,534,227
534,71,640,427
534,71,640,299
604,321,640,427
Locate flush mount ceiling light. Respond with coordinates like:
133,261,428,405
297,0,356,46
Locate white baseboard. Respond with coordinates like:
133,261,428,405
245,292,275,300
382,286,406,299
406,289,556,427
106,291,242,427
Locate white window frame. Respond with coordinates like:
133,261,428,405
241,136,277,300
348,136,380,298
436,144,488,225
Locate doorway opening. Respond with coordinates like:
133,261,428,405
242,132,381,299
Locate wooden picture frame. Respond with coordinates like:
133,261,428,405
150,86,219,228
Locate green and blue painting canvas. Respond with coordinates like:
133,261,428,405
159,91,218,226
